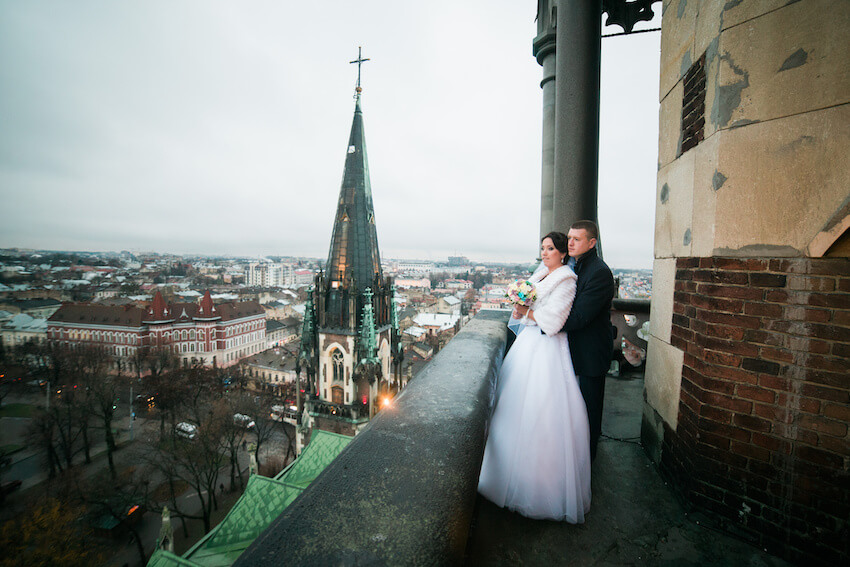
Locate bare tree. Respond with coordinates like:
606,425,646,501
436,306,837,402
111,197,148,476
144,403,229,534
67,346,120,479
26,410,63,479
245,391,278,470
219,396,247,492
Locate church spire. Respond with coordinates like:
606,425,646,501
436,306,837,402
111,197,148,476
324,48,382,302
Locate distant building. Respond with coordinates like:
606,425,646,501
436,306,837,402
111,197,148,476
394,277,431,290
397,261,434,274
412,313,460,337
261,300,294,320
46,291,265,368
0,298,62,319
266,317,299,348
244,347,298,394
246,262,294,287
1,313,47,350
447,255,469,266
437,296,461,317
293,269,314,285
444,279,473,290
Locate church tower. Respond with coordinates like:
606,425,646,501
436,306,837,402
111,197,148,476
297,49,403,440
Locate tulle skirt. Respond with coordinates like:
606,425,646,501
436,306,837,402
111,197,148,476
478,324,591,522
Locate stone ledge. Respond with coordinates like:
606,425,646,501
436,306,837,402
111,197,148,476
234,309,510,567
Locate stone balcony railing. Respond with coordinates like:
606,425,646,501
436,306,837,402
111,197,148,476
235,301,651,566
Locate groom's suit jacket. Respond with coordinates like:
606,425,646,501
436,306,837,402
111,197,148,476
560,247,616,376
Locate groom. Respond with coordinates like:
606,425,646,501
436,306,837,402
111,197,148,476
560,220,616,462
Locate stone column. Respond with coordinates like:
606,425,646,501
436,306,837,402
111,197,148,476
534,1,558,238
552,0,602,234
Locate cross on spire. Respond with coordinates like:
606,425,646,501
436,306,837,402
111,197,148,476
350,46,370,94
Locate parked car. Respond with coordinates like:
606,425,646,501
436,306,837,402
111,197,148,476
175,422,197,440
233,413,255,429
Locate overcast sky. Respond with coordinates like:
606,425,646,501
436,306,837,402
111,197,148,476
0,1,660,269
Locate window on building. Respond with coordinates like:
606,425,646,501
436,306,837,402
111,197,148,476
332,349,344,382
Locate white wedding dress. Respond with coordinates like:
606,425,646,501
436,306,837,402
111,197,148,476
478,264,592,523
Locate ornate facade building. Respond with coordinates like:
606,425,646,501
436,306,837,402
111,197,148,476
297,64,404,442
46,290,265,369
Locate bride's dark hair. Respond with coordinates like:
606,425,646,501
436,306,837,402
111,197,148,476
542,231,568,257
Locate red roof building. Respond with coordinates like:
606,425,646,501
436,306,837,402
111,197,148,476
47,291,266,369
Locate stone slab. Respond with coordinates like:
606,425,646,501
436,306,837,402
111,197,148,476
644,334,684,428
713,104,850,255
658,78,683,169
709,0,850,131
659,0,697,100
649,257,676,345
655,150,695,259
690,130,720,257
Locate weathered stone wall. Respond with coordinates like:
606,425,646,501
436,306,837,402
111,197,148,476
646,1,849,564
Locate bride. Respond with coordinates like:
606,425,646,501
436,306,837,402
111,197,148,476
478,231,591,523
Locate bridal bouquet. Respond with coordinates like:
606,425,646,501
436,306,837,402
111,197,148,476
505,279,537,306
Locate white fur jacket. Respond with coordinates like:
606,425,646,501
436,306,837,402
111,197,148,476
520,265,578,337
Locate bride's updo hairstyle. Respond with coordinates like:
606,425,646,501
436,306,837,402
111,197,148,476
542,231,569,262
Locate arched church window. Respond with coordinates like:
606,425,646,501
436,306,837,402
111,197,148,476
331,349,344,382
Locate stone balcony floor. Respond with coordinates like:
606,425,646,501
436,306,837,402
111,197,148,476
464,372,794,567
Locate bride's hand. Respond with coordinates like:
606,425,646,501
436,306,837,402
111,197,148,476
513,305,529,318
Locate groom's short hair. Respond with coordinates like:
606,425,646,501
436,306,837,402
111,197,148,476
570,220,599,241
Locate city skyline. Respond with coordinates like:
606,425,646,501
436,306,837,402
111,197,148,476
0,2,661,269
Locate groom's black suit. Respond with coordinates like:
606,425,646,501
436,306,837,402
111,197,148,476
561,247,616,461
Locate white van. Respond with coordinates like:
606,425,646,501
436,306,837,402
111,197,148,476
270,405,286,422
233,413,255,429
175,422,197,439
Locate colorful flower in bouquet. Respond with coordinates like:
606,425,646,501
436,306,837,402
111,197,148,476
505,279,537,306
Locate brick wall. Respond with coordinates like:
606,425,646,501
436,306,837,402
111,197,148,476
663,257,849,565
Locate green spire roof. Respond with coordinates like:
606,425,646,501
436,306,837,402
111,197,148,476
357,287,379,371
325,95,383,292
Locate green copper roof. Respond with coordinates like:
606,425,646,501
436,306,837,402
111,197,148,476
183,476,303,566
146,430,352,567
357,287,379,369
324,96,383,293
275,429,352,488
